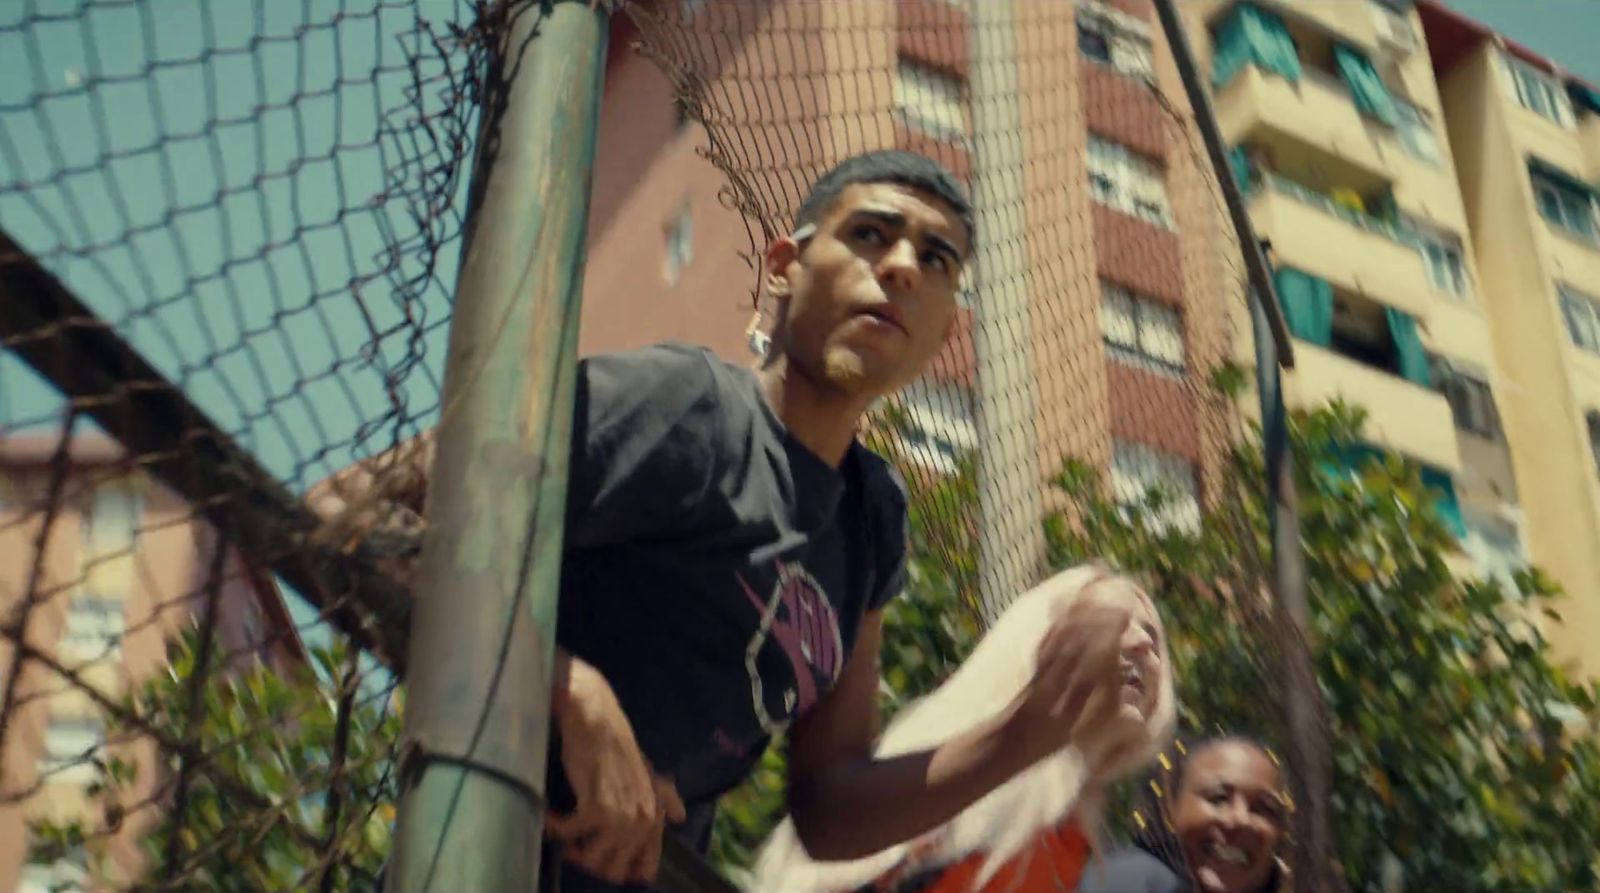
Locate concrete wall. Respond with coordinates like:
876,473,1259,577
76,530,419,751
1437,44,1600,677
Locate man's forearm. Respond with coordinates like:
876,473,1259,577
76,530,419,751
787,701,1035,861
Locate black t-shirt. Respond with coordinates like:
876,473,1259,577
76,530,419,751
551,343,908,889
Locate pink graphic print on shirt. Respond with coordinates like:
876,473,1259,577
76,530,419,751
737,560,845,736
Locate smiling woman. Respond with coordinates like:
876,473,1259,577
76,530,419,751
1077,737,1289,893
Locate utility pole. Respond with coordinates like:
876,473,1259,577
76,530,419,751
385,2,609,889
1148,2,1342,891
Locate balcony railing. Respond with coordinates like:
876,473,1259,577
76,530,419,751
1261,171,1421,249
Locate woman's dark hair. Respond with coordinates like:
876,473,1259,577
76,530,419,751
1127,735,1288,893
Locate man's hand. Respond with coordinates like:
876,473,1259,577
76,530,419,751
1002,595,1134,768
546,656,686,884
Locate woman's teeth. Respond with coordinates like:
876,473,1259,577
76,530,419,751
1209,842,1250,866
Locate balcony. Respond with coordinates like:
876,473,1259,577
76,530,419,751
1194,0,1384,57
1216,65,1395,193
1287,341,1461,474
1250,173,1433,321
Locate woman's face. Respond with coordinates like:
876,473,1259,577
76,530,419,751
1079,579,1164,723
1171,742,1286,893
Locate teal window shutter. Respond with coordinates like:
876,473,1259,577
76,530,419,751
1212,3,1303,88
1567,81,1600,116
1385,308,1432,386
1420,467,1468,539
1273,267,1334,346
1228,146,1254,194
1334,44,1399,126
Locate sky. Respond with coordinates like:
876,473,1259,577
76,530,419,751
1,0,473,650
1442,0,1600,84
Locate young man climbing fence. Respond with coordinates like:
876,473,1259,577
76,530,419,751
311,150,1138,892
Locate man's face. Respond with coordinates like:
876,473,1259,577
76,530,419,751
765,182,968,397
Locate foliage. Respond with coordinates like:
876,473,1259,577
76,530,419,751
28,634,401,892
1053,400,1600,891
713,399,1600,893
29,396,1600,893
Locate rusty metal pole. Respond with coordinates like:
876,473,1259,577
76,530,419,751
384,1,609,890
1149,2,1342,891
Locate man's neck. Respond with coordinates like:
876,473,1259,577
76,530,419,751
756,355,872,468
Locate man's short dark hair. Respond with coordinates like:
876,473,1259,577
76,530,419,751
794,150,975,254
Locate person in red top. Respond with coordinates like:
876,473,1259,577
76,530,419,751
753,564,1177,893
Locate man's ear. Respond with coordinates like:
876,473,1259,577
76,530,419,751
764,236,800,299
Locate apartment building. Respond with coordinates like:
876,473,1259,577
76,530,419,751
1418,0,1600,677
1176,0,1598,677
0,434,303,893
577,0,1242,592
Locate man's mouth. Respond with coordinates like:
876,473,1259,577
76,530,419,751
854,305,907,334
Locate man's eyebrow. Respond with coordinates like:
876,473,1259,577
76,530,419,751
850,206,964,263
925,232,963,264
851,207,907,228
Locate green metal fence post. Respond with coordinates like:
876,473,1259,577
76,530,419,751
385,2,609,890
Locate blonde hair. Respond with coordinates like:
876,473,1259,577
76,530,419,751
752,564,1178,893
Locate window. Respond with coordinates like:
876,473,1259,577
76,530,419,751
1087,137,1173,228
897,400,974,476
1431,358,1499,439
1502,54,1576,127
1371,1,1416,51
1392,97,1439,162
85,484,140,559
1462,513,1524,595
894,59,967,145
1101,283,1185,373
1587,412,1600,483
1587,410,1600,478
1532,168,1600,241
1111,440,1200,534
60,593,124,661
663,202,693,286
38,717,104,784
1077,4,1154,81
1404,219,1470,298
1560,285,1600,354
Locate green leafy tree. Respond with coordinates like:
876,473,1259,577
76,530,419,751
29,634,400,892
713,399,1600,893
1051,400,1600,891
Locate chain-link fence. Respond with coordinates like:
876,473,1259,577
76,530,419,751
1,0,477,887
1,0,1336,890
622,3,1321,884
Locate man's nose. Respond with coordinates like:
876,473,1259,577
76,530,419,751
877,238,920,292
